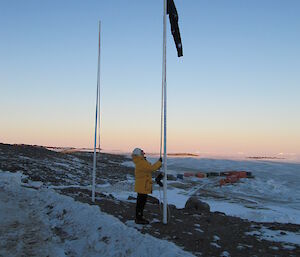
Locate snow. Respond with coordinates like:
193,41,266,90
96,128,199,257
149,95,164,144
220,251,230,257
0,171,194,257
98,180,136,202
213,235,220,241
152,187,193,209
245,227,300,246
194,224,204,233
122,160,135,168
202,200,300,224
210,242,221,248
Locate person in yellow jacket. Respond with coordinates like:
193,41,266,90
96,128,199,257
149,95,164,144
132,148,162,224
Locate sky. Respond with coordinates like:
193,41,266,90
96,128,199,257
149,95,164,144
0,0,299,156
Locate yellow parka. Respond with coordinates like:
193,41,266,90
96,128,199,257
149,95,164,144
132,156,162,194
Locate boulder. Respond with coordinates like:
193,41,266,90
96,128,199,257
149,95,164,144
147,195,160,204
21,178,29,183
184,196,210,213
127,196,136,201
167,174,177,181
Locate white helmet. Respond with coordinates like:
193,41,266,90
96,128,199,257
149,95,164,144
132,148,143,156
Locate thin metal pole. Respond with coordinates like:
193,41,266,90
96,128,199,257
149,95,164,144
160,74,164,158
162,0,168,224
98,21,101,152
160,49,164,157
159,45,165,158
92,21,101,202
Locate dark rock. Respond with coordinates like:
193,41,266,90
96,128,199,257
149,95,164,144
206,172,220,177
21,178,29,183
168,204,177,210
147,195,159,204
108,194,115,199
167,174,177,181
184,196,210,213
214,211,226,216
177,174,184,180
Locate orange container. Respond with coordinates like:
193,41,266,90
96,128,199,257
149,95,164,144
219,179,226,186
236,172,247,178
220,175,240,186
227,175,239,183
184,172,194,177
195,172,206,178
221,171,247,178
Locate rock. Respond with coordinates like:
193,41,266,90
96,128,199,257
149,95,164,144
168,204,177,210
147,195,159,204
215,211,226,216
184,196,210,213
167,174,177,181
206,172,220,177
108,194,115,199
21,178,29,183
177,174,184,180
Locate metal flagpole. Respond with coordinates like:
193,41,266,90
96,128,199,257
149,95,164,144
98,21,101,153
162,0,168,224
92,21,101,202
160,68,164,158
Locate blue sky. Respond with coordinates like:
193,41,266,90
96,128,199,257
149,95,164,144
0,0,299,155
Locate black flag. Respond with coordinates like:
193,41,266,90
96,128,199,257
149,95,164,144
167,0,183,57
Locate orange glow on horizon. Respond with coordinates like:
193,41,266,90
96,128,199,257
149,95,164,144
1,126,299,157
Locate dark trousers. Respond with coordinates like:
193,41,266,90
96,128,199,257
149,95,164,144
136,193,148,219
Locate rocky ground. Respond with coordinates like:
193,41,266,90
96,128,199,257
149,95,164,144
0,143,299,257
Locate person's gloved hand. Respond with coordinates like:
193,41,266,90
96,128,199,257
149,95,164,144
155,173,164,187
159,157,162,162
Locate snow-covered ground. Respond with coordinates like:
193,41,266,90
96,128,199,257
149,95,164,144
0,171,194,257
123,156,300,225
245,226,300,247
